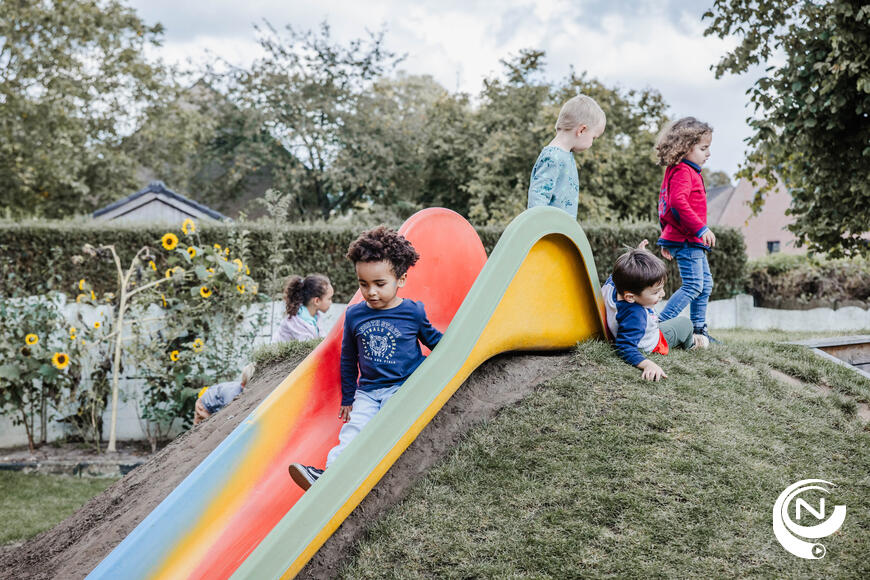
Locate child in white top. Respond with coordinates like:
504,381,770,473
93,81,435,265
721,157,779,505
272,274,334,343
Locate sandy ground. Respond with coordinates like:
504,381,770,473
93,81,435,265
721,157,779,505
0,349,572,580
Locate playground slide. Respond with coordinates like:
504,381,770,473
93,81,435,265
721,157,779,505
88,207,605,580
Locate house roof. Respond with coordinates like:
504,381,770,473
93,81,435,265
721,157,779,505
706,184,737,226
92,181,227,221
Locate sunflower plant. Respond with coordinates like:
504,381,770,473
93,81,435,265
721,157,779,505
0,292,85,453
75,219,266,451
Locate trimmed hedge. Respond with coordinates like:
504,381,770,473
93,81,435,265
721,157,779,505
745,253,870,309
0,220,746,302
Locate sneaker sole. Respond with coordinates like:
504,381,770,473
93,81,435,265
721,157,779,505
288,463,313,491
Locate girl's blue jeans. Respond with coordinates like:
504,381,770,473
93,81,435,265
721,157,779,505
326,384,400,468
658,244,713,330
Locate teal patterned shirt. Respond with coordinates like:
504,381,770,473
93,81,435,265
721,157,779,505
527,146,579,218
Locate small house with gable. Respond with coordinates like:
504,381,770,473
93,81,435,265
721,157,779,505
92,181,227,225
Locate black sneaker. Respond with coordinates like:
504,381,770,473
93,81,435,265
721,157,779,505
694,325,721,344
288,463,323,491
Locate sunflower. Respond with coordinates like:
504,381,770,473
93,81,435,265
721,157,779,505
224,247,230,255
52,352,70,370
198,386,210,399
148,260,157,271
237,284,246,294
200,286,212,298
90,290,96,301
76,293,87,303
78,279,85,291
206,268,214,277
69,327,77,340
246,266,250,275
161,294,167,307
233,258,243,272
161,233,179,251
165,267,181,279
20,346,31,357
213,243,222,252
187,246,197,258
182,218,196,235
81,339,87,346
192,337,204,352
25,333,39,345
94,321,101,329
170,350,180,362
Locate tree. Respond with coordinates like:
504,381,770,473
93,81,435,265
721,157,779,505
238,22,403,220
705,0,870,256
701,168,733,188
0,0,169,217
466,50,554,225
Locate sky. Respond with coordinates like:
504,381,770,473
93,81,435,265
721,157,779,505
130,0,762,178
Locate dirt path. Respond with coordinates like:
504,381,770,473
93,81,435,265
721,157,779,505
0,349,573,580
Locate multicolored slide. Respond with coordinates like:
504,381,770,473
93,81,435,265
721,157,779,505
87,206,606,580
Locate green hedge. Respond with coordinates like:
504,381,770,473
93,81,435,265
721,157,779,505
745,253,870,309
0,220,745,302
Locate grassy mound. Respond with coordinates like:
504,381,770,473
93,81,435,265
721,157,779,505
340,332,870,578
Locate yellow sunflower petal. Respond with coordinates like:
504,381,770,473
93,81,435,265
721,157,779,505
161,233,179,251
51,352,70,370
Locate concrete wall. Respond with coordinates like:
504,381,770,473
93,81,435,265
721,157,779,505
659,294,870,332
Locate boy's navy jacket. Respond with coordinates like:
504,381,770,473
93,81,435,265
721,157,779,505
602,276,666,366
340,299,443,406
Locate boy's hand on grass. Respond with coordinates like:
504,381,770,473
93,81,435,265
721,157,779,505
339,405,352,423
637,359,667,381
637,239,649,250
660,247,672,261
701,229,716,248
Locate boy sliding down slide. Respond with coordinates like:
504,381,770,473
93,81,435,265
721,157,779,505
289,226,443,490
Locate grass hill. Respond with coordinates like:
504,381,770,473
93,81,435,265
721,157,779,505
338,332,870,578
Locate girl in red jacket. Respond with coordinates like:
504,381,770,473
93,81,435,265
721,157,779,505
654,117,717,342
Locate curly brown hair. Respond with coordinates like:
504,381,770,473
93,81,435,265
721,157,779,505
346,226,420,277
654,117,713,167
283,274,331,316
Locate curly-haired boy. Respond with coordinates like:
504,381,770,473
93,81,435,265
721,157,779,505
289,226,443,490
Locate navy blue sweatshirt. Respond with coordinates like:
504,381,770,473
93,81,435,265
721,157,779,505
340,299,443,406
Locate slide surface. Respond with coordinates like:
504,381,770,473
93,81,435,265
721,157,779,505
88,207,605,579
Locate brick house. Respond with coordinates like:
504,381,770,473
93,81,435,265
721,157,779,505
707,177,805,259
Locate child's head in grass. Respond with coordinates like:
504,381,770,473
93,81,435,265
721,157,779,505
612,245,668,308
347,226,420,310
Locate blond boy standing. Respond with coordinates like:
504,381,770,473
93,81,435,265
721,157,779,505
527,94,606,218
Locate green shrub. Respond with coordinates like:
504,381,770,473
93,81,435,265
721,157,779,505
745,253,870,309
0,219,746,302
